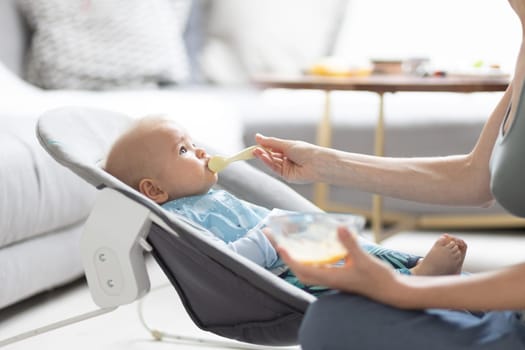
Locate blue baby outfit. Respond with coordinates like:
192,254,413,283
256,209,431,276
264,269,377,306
163,189,269,243
162,189,286,272
162,189,421,296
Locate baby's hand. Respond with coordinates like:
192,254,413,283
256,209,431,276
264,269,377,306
262,227,278,248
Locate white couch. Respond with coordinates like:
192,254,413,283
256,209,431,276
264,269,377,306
1,0,524,310
0,0,255,309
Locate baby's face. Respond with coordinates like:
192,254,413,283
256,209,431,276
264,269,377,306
153,122,218,200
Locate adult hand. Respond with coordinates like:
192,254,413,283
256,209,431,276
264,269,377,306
276,227,401,302
253,133,320,184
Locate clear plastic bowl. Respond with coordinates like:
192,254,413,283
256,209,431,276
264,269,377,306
264,212,365,265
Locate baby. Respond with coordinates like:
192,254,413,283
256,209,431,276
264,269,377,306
105,116,468,295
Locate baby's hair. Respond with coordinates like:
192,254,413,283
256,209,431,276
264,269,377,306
105,115,171,190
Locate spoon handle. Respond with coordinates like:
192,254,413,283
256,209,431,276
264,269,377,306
229,145,258,162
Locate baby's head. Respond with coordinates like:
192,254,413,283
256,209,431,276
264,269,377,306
105,115,218,204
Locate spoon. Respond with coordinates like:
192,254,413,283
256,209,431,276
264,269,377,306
208,145,258,173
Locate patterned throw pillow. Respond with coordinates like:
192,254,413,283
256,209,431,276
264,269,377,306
17,0,190,90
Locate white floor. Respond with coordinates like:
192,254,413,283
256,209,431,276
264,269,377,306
2,229,525,350
0,257,299,350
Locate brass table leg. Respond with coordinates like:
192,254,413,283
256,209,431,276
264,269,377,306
313,90,332,209
372,93,385,242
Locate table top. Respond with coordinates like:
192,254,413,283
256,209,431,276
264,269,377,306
252,74,510,93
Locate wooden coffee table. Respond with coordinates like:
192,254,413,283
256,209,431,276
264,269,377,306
253,74,520,242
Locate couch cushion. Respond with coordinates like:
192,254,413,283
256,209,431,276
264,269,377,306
0,223,84,309
0,61,38,94
16,0,191,90
0,116,96,247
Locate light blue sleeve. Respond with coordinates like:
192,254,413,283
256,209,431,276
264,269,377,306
192,224,279,269
225,227,279,269
165,210,279,269
163,199,284,271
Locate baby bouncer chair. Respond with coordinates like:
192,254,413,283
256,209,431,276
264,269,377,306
14,106,321,348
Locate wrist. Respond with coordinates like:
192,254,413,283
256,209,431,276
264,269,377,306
380,275,415,309
312,146,339,183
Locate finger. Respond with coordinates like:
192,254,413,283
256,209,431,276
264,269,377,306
254,151,282,173
277,247,315,277
337,227,364,260
277,246,337,286
255,133,289,150
262,228,278,248
253,146,285,165
255,133,272,147
276,246,309,278
253,144,274,156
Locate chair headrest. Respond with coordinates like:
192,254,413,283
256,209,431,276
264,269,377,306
37,106,132,190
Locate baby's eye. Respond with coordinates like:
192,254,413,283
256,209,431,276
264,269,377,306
179,146,187,155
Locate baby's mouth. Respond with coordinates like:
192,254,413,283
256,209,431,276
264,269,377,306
205,159,214,172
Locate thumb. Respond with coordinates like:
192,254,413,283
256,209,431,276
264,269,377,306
255,133,287,150
337,227,364,258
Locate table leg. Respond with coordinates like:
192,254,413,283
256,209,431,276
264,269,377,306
313,90,332,208
372,93,385,242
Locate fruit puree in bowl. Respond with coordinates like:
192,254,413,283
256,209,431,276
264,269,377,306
265,212,365,265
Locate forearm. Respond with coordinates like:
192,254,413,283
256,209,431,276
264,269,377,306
312,148,492,206
256,78,511,206
389,263,525,311
310,79,516,207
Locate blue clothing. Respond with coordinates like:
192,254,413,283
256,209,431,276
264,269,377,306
162,189,422,296
300,292,525,349
163,189,270,243
162,189,285,272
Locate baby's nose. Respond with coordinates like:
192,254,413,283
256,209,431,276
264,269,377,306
196,148,207,158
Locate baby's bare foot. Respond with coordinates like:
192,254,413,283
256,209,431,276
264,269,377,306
411,234,467,276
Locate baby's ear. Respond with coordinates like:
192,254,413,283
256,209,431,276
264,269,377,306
138,178,168,204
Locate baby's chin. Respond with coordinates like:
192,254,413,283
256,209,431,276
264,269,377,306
205,178,218,193
211,172,219,184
